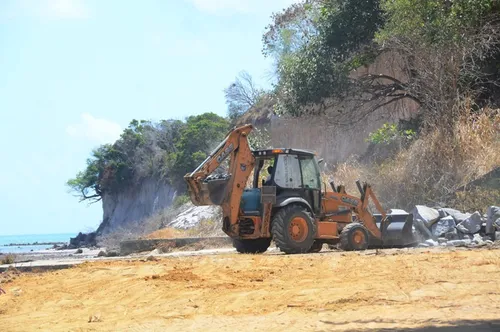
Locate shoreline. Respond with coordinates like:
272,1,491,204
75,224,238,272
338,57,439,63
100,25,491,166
2,242,67,247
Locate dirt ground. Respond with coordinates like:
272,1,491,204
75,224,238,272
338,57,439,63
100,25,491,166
1,247,500,331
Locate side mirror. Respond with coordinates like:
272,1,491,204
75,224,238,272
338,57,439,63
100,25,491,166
318,158,324,165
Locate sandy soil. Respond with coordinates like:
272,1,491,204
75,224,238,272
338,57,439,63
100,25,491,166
1,247,500,331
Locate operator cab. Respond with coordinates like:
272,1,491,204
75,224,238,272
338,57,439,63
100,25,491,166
240,148,323,217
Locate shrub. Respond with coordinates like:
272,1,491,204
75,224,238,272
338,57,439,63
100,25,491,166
366,123,416,145
1,254,16,265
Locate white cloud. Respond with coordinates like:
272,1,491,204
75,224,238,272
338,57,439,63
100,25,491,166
66,113,122,144
6,0,89,20
185,0,299,15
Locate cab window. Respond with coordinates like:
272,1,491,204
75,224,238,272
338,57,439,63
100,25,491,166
300,157,320,189
274,154,301,188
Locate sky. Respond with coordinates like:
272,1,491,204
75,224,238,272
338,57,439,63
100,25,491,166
0,0,297,235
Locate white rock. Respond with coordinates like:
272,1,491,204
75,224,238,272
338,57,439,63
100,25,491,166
168,205,221,229
472,233,484,245
411,205,440,228
440,208,471,224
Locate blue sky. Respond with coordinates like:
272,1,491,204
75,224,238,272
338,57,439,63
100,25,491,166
0,0,296,235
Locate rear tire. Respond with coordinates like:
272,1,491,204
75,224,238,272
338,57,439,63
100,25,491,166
272,204,316,254
232,238,271,254
339,223,369,251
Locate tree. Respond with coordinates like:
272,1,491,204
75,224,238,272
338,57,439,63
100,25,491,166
224,71,265,121
169,113,230,189
263,0,385,117
67,113,230,203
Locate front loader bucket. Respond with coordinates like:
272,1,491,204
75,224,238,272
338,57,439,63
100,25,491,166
185,175,230,206
373,211,418,247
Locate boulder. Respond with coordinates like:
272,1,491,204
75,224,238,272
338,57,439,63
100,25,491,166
431,216,456,237
439,208,471,224
412,205,440,228
69,232,97,248
456,212,482,234
486,206,500,234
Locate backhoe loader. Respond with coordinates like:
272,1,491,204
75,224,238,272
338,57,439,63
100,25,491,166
184,124,415,254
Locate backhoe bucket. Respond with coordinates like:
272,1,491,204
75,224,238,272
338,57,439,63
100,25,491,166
185,175,230,206
373,210,418,247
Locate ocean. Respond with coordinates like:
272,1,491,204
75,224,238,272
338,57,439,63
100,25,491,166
0,233,76,254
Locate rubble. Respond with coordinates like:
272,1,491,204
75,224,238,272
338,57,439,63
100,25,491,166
409,204,500,248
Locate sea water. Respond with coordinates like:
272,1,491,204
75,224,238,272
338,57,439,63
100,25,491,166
0,233,75,254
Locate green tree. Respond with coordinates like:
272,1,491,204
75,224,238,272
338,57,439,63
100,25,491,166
264,0,385,116
67,113,230,203
169,113,230,188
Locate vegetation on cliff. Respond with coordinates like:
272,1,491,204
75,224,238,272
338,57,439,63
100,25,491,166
261,0,500,126
67,113,229,202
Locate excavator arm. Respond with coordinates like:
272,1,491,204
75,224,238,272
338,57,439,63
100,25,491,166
327,181,389,240
184,124,255,235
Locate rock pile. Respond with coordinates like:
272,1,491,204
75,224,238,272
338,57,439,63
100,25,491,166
410,205,500,247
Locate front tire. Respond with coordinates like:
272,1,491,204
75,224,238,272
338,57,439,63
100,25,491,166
339,223,369,251
272,204,316,254
232,238,271,254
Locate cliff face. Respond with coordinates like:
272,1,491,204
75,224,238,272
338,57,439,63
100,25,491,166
97,177,177,235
